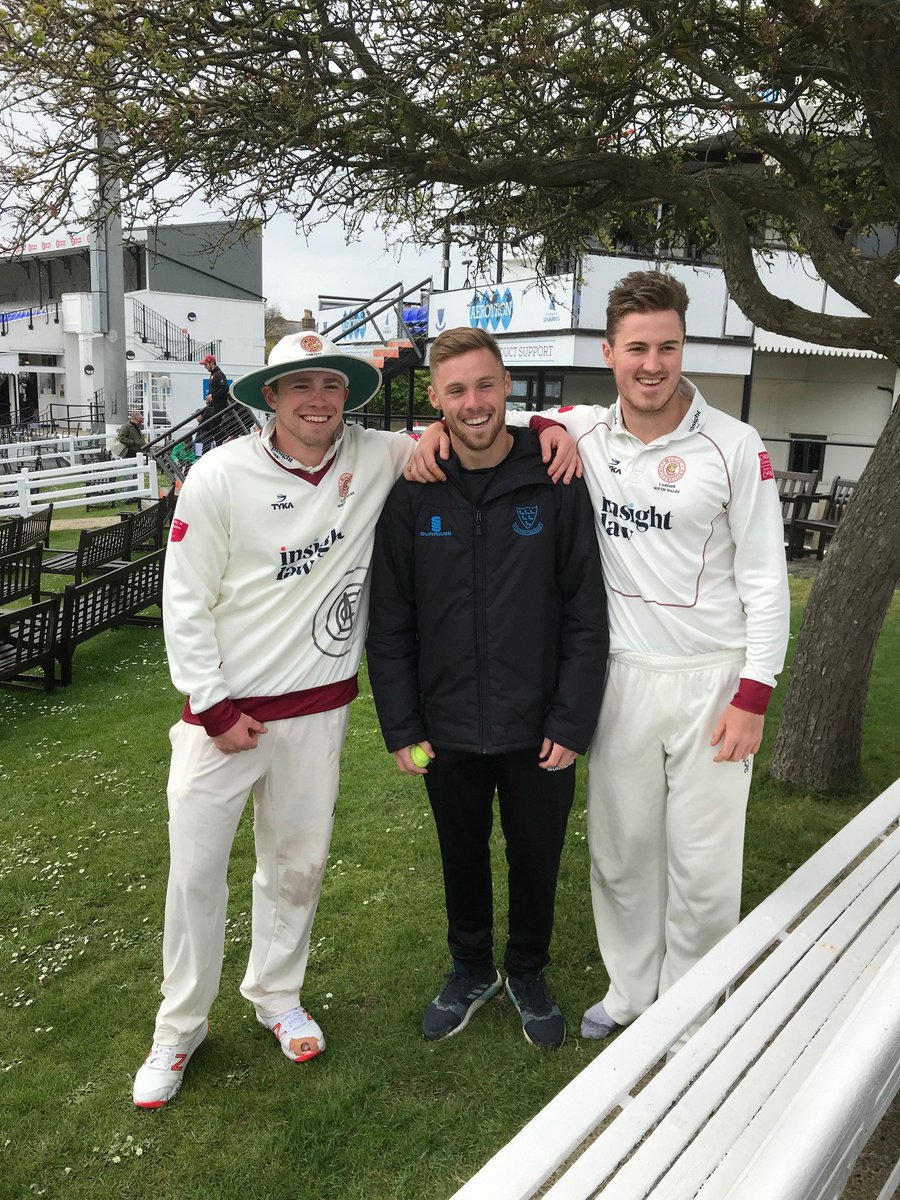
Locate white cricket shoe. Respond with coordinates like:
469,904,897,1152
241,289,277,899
132,1021,208,1109
258,1006,325,1062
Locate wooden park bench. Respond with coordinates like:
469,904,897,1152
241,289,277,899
19,505,53,551
0,515,21,555
787,476,860,561
451,778,900,1200
773,469,820,549
0,506,53,555
0,544,43,611
117,491,175,554
55,548,164,685
0,594,60,693
41,516,134,585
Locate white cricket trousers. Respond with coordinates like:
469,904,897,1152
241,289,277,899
587,650,752,1025
153,706,350,1044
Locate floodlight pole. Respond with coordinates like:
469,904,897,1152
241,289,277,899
90,126,128,431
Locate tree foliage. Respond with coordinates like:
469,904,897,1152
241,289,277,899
2,0,899,354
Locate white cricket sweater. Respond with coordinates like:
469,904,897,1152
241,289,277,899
513,384,790,688
163,419,413,717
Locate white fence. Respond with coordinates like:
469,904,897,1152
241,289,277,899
0,435,107,472
0,455,159,516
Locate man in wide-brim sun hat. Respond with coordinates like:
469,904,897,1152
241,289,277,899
133,331,418,1109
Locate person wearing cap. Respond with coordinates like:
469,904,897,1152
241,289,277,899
110,410,146,458
198,354,231,449
133,333,416,1109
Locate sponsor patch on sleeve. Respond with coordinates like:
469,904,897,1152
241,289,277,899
170,518,189,543
758,451,774,481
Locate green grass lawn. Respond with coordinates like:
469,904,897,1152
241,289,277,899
0,579,897,1200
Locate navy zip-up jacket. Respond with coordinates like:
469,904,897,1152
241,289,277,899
366,427,608,756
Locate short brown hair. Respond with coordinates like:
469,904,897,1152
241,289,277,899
429,327,504,373
606,271,689,343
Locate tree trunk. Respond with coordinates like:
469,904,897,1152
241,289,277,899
770,391,900,790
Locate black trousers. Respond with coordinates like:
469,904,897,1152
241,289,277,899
423,746,575,976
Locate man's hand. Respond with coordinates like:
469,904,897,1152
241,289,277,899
213,712,268,754
392,740,435,775
710,706,764,763
539,737,577,770
538,427,582,484
404,423,450,483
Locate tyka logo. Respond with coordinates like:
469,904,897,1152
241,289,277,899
419,515,453,538
276,529,344,579
468,288,514,332
608,458,622,475
271,493,295,510
513,504,544,537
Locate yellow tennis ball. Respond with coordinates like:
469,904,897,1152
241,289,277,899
409,744,431,768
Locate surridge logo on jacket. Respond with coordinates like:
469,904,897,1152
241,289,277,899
276,529,345,579
600,496,673,539
419,515,453,538
513,504,544,537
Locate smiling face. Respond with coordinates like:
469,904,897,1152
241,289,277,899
262,370,349,465
602,309,690,438
428,347,512,468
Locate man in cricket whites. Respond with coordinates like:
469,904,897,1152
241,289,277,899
133,333,417,1108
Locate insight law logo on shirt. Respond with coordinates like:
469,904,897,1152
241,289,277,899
600,496,673,539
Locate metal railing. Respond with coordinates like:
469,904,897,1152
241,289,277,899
130,298,219,362
0,302,61,336
143,400,261,482
48,400,105,433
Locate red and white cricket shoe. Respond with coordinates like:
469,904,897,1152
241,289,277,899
132,1021,208,1108
258,1006,325,1062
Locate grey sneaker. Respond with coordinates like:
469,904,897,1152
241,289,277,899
505,972,566,1049
580,999,621,1040
422,967,503,1041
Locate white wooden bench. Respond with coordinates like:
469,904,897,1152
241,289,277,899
452,778,900,1200
0,455,159,517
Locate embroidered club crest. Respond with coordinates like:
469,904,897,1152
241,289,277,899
337,472,354,507
658,455,686,484
513,505,544,537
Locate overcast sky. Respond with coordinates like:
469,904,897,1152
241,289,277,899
261,211,469,317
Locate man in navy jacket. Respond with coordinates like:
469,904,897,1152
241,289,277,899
367,327,607,1049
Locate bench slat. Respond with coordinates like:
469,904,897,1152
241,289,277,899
702,941,900,1200
450,779,900,1200
541,825,900,1200
640,890,900,1200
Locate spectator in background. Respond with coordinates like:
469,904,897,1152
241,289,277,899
110,410,146,459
